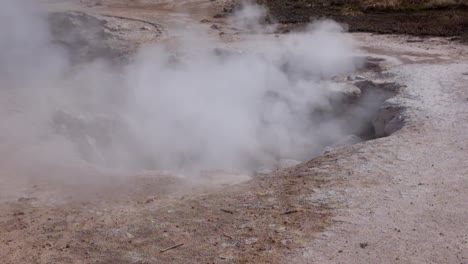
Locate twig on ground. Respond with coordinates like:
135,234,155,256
281,210,299,215
160,243,184,253
223,234,233,240
220,209,234,214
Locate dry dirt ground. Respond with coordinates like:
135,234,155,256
1,1,467,263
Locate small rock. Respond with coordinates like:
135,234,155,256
359,242,369,249
211,24,221,30
145,196,157,203
245,237,258,245
276,226,286,232
140,26,151,31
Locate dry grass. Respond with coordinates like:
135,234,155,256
361,0,468,10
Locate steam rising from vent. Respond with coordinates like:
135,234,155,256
228,1,277,33
0,0,365,177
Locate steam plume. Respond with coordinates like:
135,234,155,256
0,0,363,179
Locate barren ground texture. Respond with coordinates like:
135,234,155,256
0,1,467,263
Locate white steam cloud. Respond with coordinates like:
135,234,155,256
228,1,276,33
0,0,364,179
